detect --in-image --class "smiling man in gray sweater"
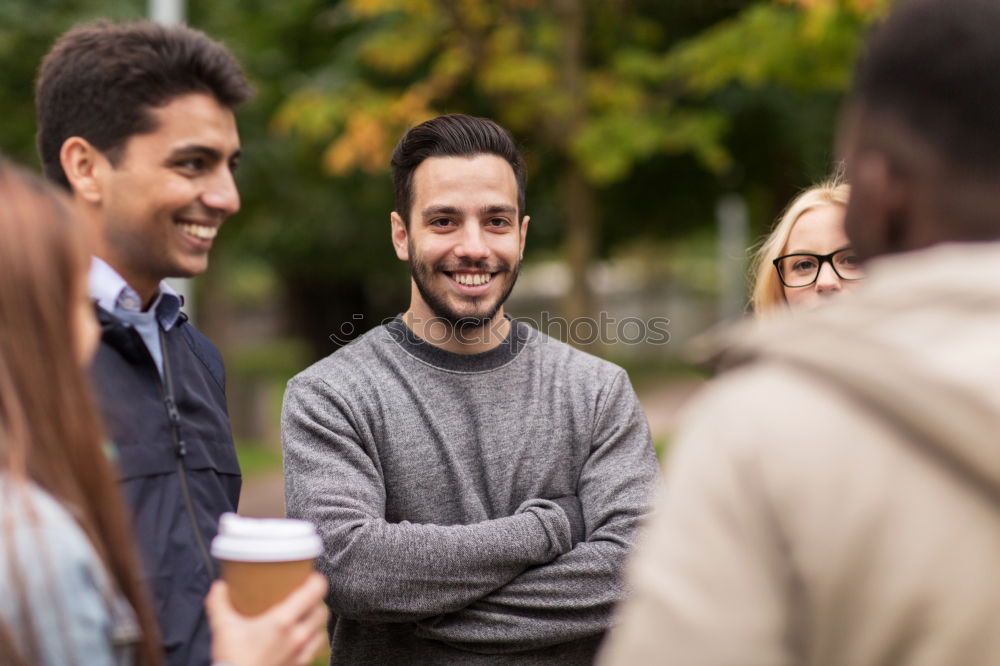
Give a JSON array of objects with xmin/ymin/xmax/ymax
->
[{"xmin": 282, "ymin": 114, "xmax": 658, "ymax": 664}]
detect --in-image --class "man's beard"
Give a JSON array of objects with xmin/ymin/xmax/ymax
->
[{"xmin": 409, "ymin": 246, "xmax": 520, "ymax": 331}]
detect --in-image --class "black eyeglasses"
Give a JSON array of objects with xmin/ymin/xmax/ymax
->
[{"xmin": 772, "ymin": 247, "xmax": 865, "ymax": 288}]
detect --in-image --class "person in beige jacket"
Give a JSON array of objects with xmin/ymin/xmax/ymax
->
[{"xmin": 599, "ymin": 1, "xmax": 1000, "ymax": 664}]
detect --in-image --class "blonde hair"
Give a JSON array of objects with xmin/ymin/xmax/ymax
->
[{"xmin": 750, "ymin": 176, "xmax": 850, "ymax": 314}]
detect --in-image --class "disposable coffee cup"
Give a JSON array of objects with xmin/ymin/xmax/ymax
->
[{"xmin": 211, "ymin": 513, "xmax": 323, "ymax": 616}]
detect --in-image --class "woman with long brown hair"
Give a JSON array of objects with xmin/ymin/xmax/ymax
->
[
  {"xmin": 0, "ymin": 158, "xmax": 327, "ymax": 666},
  {"xmin": 0, "ymin": 157, "xmax": 162, "ymax": 665}
]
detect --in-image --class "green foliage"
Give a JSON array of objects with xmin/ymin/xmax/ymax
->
[
  {"xmin": 0, "ymin": 0, "xmax": 887, "ymax": 355},
  {"xmin": 234, "ymin": 439, "xmax": 284, "ymax": 477},
  {"xmin": 227, "ymin": 338, "xmax": 311, "ymax": 379},
  {"xmin": 0, "ymin": 0, "xmax": 143, "ymax": 164},
  {"xmin": 573, "ymin": 109, "xmax": 731, "ymax": 184},
  {"xmin": 271, "ymin": 0, "xmax": 880, "ymax": 189},
  {"xmin": 653, "ymin": 434, "xmax": 671, "ymax": 461},
  {"xmin": 658, "ymin": 3, "xmax": 864, "ymax": 93}
]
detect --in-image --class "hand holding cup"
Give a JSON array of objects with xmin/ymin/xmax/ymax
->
[
  {"xmin": 207, "ymin": 514, "xmax": 328, "ymax": 666},
  {"xmin": 206, "ymin": 572, "xmax": 328, "ymax": 666}
]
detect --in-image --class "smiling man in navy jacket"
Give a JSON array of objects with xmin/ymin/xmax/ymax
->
[{"xmin": 35, "ymin": 21, "xmax": 250, "ymax": 666}]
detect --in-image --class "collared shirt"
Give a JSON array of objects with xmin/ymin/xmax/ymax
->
[{"xmin": 88, "ymin": 257, "xmax": 183, "ymax": 378}]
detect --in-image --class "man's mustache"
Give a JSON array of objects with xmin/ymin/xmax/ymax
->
[{"xmin": 433, "ymin": 259, "xmax": 511, "ymax": 273}]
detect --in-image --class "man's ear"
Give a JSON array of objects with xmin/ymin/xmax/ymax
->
[
  {"xmin": 845, "ymin": 151, "xmax": 910, "ymax": 259},
  {"xmin": 60, "ymin": 137, "xmax": 108, "ymax": 204},
  {"xmin": 390, "ymin": 211, "xmax": 409, "ymax": 261},
  {"xmin": 519, "ymin": 215, "xmax": 530, "ymax": 260}
]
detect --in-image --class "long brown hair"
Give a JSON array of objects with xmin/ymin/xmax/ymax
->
[{"xmin": 0, "ymin": 158, "xmax": 162, "ymax": 665}]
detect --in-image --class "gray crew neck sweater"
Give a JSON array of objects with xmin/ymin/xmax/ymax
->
[{"xmin": 282, "ymin": 317, "xmax": 658, "ymax": 664}]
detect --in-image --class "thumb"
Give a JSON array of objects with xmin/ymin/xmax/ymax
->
[
  {"xmin": 269, "ymin": 572, "xmax": 328, "ymax": 623},
  {"xmin": 205, "ymin": 580, "xmax": 233, "ymax": 621}
]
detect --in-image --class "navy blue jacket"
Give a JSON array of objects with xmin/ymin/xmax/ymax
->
[{"xmin": 91, "ymin": 307, "xmax": 241, "ymax": 666}]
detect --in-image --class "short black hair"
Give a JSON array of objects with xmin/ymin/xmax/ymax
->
[
  {"xmin": 35, "ymin": 20, "xmax": 253, "ymax": 190},
  {"xmin": 390, "ymin": 114, "xmax": 526, "ymax": 226},
  {"xmin": 852, "ymin": 0, "xmax": 1000, "ymax": 177}
]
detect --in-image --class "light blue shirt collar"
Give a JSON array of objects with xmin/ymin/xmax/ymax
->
[{"xmin": 88, "ymin": 257, "xmax": 183, "ymax": 331}]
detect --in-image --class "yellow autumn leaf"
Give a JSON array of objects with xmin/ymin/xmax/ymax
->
[{"xmin": 322, "ymin": 113, "xmax": 390, "ymax": 174}]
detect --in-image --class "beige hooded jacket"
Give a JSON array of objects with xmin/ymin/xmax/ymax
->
[{"xmin": 599, "ymin": 242, "xmax": 1000, "ymax": 666}]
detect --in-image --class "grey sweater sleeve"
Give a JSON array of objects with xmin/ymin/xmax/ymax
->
[
  {"xmin": 413, "ymin": 371, "xmax": 659, "ymax": 653},
  {"xmin": 282, "ymin": 375, "xmax": 576, "ymax": 622}
]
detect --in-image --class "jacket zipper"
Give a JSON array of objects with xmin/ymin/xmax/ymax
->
[{"xmin": 158, "ymin": 327, "xmax": 216, "ymax": 579}]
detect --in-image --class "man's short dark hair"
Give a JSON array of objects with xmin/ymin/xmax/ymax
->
[
  {"xmin": 391, "ymin": 114, "xmax": 526, "ymax": 226},
  {"xmin": 852, "ymin": 0, "xmax": 1000, "ymax": 178},
  {"xmin": 35, "ymin": 20, "xmax": 253, "ymax": 190}
]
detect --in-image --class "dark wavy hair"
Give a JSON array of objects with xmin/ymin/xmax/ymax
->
[
  {"xmin": 35, "ymin": 20, "xmax": 252, "ymax": 190},
  {"xmin": 390, "ymin": 114, "xmax": 526, "ymax": 226}
]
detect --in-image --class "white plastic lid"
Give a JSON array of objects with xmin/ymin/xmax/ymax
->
[{"xmin": 211, "ymin": 513, "xmax": 323, "ymax": 562}]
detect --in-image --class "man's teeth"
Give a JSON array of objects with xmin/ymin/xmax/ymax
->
[
  {"xmin": 179, "ymin": 223, "xmax": 218, "ymax": 240},
  {"xmin": 453, "ymin": 273, "xmax": 492, "ymax": 286}
]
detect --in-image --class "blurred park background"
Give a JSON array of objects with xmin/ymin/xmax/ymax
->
[{"xmin": 0, "ymin": 0, "xmax": 887, "ymax": 491}]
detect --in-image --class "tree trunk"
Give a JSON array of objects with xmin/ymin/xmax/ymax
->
[
  {"xmin": 193, "ymin": 256, "xmax": 232, "ymax": 351},
  {"xmin": 553, "ymin": 0, "xmax": 597, "ymax": 328},
  {"xmin": 561, "ymin": 164, "xmax": 596, "ymax": 324}
]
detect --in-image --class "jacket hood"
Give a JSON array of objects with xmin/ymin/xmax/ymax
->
[{"xmin": 703, "ymin": 241, "xmax": 1000, "ymax": 502}]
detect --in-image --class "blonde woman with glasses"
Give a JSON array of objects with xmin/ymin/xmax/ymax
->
[{"xmin": 750, "ymin": 176, "xmax": 863, "ymax": 313}]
